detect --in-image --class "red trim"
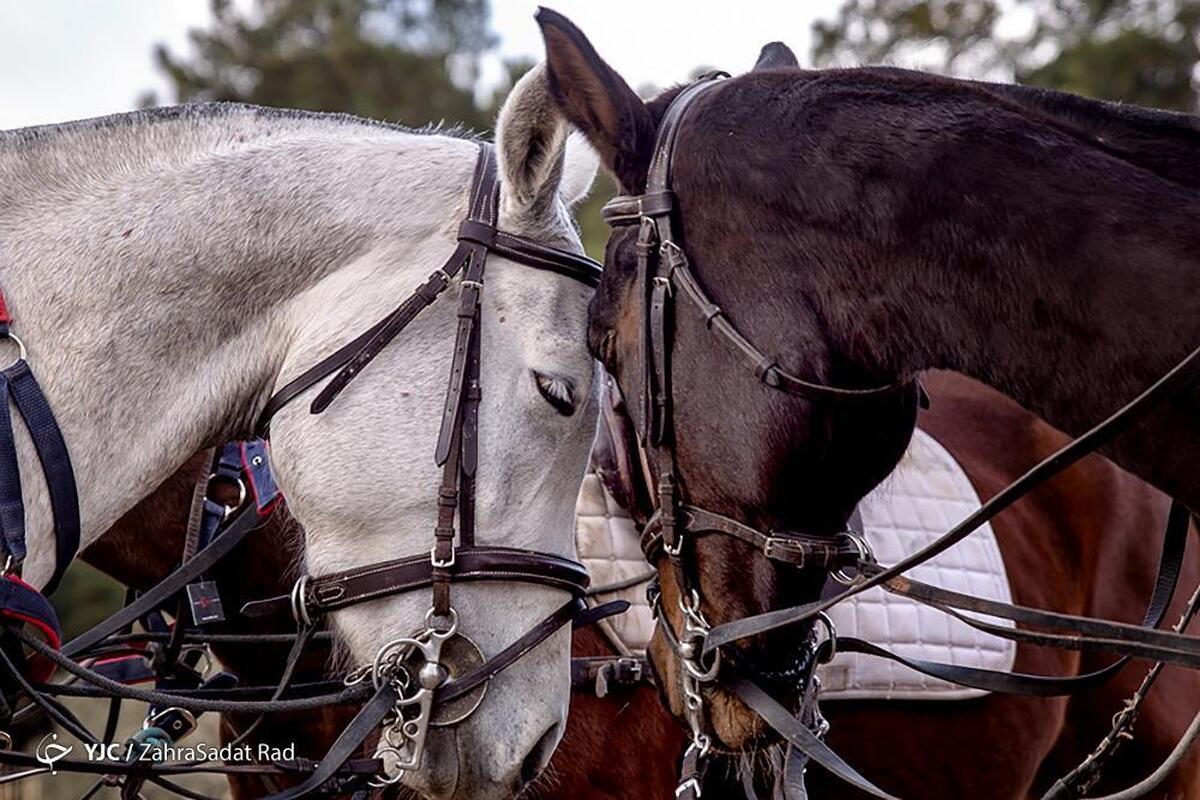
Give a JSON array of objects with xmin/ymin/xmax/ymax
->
[
  {"xmin": 242, "ymin": 441, "xmax": 283, "ymax": 515},
  {"xmin": 0, "ymin": 609, "xmax": 60, "ymax": 683},
  {"xmin": 0, "ymin": 574, "xmax": 62, "ymax": 683},
  {"xmin": 0, "ymin": 291, "xmax": 10, "ymax": 326}
]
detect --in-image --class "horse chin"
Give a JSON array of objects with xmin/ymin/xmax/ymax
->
[
  {"xmin": 648, "ymin": 633, "xmax": 769, "ymax": 752},
  {"xmin": 706, "ymin": 686, "xmax": 770, "ymax": 749}
]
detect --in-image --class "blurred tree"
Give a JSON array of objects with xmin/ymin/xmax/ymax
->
[
  {"xmin": 812, "ymin": 0, "xmax": 1200, "ymax": 110},
  {"xmin": 146, "ymin": 0, "xmax": 500, "ymax": 130}
]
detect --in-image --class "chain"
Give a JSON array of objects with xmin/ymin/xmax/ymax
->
[
  {"xmin": 343, "ymin": 607, "xmax": 458, "ymax": 787},
  {"xmin": 1047, "ymin": 577, "xmax": 1200, "ymax": 799}
]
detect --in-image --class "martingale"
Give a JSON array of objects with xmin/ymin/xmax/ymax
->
[{"xmin": 0, "ymin": 143, "xmax": 626, "ymax": 798}]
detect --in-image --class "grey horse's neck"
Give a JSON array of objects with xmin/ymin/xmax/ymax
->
[{"xmin": 0, "ymin": 103, "xmax": 476, "ymax": 585}]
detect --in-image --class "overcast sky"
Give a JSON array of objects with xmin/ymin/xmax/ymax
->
[{"xmin": 0, "ymin": 1, "xmax": 841, "ymax": 130}]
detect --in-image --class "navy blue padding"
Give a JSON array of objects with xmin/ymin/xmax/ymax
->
[
  {"xmin": 91, "ymin": 654, "xmax": 155, "ymax": 684},
  {"xmin": 4, "ymin": 360, "xmax": 80, "ymax": 594},
  {"xmin": 198, "ymin": 499, "xmax": 226, "ymax": 553},
  {"xmin": 242, "ymin": 439, "xmax": 279, "ymax": 512},
  {"xmin": 213, "ymin": 441, "xmax": 243, "ymax": 482},
  {"xmin": 0, "ymin": 575, "xmax": 62, "ymax": 645},
  {"xmin": 0, "ymin": 372, "xmax": 25, "ymax": 562}
]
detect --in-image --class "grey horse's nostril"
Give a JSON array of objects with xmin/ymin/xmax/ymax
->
[{"xmin": 519, "ymin": 722, "xmax": 561, "ymax": 788}]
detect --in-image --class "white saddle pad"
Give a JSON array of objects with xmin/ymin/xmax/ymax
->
[
  {"xmin": 819, "ymin": 429, "xmax": 1016, "ymax": 700},
  {"xmin": 575, "ymin": 428, "xmax": 1016, "ymax": 701}
]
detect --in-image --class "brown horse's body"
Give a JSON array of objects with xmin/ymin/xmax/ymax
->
[
  {"xmin": 77, "ymin": 372, "xmax": 1200, "ymax": 799},
  {"xmin": 810, "ymin": 372, "xmax": 1200, "ymax": 799}
]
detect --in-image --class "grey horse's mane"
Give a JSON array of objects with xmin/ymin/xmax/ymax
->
[
  {"xmin": 0, "ymin": 102, "xmax": 482, "ymax": 206},
  {"xmin": 2, "ymin": 101, "xmax": 481, "ymax": 144}
]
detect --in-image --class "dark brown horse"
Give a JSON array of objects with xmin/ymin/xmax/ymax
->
[
  {"xmin": 536, "ymin": 7, "xmax": 1200, "ymax": 760},
  {"xmin": 74, "ymin": 370, "xmax": 1199, "ymax": 799}
]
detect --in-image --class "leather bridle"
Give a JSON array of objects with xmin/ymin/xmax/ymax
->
[
  {"xmin": 0, "ymin": 140, "xmax": 627, "ymax": 798},
  {"xmin": 600, "ymin": 74, "xmax": 921, "ymax": 798},
  {"xmin": 600, "ymin": 70, "xmax": 1200, "ymax": 800},
  {"xmin": 241, "ymin": 142, "xmax": 618, "ymax": 784}
]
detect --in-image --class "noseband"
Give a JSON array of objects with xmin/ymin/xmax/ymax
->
[
  {"xmin": 248, "ymin": 143, "xmax": 616, "ymax": 780},
  {"xmin": 601, "ymin": 75, "xmax": 920, "ymax": 798}
]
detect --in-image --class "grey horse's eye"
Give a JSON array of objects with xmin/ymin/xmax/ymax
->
[{"xmin": 533, "ymin": 371, "xmax": 576, "ymax": 416}]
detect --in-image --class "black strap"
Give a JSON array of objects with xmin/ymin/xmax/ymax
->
[
  {"xmin": 64, "ymin": 502, "xmax": 263, "ymax": 657},
  {"xmin": 435, "ymin": 598, "xmax": 628, "ymax": 705},
  {"xmin": 703, "ymin": 342, "xmax": 1200, "ymax": 656},
  {"xmin": 829, "ymin": 499, "xmax": 1190, "ymax": 695},
  {"xmin": 727, "ymin": 677, "xmax": 897, "ymax": 800},
  {"xmin": 0, "ymin": 359, "xmax": 80, "ymax": 593},
  {"xmin": 258, "ymin": 685, "xmax": 398, "ymax": 799}
]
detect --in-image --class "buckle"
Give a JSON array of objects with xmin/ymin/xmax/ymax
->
[
  {"xmin": 144, "ymin": 707, "xmax": 198, "ymax": 743},
  {"xmin": 762, "ymin": 535, "xmax": 807, "ymax": 565},
  {"xmin": 0, "ymin": 332, "xmax": 26, "ymax": 370},
  {"xmin": 614, "ymin": 657, "xmax": 643, "ymax": 684},
  {"xmin": 430, "ymin": 545, "xmax": 456, "ymax": 569}
]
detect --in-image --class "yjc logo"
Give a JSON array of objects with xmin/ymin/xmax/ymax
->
[{"xmin": 35, "ymin": 733, "xmax": 73, "ymax": 775}]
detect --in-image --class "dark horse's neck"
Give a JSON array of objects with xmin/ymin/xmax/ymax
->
[{"xmin": 687, "ymin": 68, "xmax": 1200, "ymax": 511}]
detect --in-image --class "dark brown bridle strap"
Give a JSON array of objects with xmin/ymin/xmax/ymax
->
[
  {"xmin": 727, "ymin": 677, "xmax": 898, "ymax": 800},
  {"xmin": 702, "ymin": 339, "xmax": 1200, "ymax": 656},
  {"xmin": 824, "ymin": 499, "xmax": 1191, "ymax": 696},
  {"xmin": 602, "ymin": 78, "xmax": 913, "ymax": 408},
  {"xmin": 434, "ymin": 597, "xmax": 629, "ymax": 704},
  {"xmin": 255, "ymin": 144, "xmax": 600, "ymax": 435},
  {"xmin": 640, "ymin": 504, "xmax": 864, "ymax": 570},
  {"xmin": 240, "ymin": 546, "xmax": 589, "ymax": 619},
  {"xmin": 668, "ymin": 259, "xmax": 917, "ymax": 402}
]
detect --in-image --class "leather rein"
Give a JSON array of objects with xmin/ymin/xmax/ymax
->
[{"xmin": 601, "ymin": 72, "xmax": 1200, "ymax": 800}]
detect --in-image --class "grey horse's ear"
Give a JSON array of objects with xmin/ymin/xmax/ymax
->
[
  {"xmin": 753, "ymin": 42, "xmax": 799, "ymax": 71},
  {"xmin": 496, "ymin": 63, "xmax": 568, "ymax": 221}
]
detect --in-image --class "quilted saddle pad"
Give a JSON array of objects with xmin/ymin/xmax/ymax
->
[{"xmin": 575, "ymin": 428, "xmax": 1016, "ymax": 701}]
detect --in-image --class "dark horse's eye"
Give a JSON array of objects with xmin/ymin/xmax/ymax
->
[
  {"xmin": 596, "ymin": 329, "xmax": 617, "ymax": 370},
  {"xmin": 533, "ymin": 371, "xmax": 576, "ymax": 416}
]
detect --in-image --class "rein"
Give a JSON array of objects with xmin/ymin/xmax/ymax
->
[{"xmin": 601, "ymin": 71, "xmax": 1200, "ymax": 800}]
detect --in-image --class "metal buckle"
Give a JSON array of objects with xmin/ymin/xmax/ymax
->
[
  {"xmin": 207, "ymin": 473, "xmax": 247, "ymax": 520},
  {"xmin": 144, "ymin": 707, "xmax": 198, "ymax": 742},
  {"xmin": 832, "ymin": 531, "xmax": 874, "ymax": 585},
  {"xmin": 614, "ymin": 657, "xmax": 643, "ymax": 684},
  {"xmin": 430, "ymin": 545, "xmax": 456, "ymax": 569},
  {"xmin": 659, "ymin": 239, "xmax": 686, "ymax": 267},
  {"xmin": 762, "ymin": 535, "xmax": 803, "ymax": 564},
  {"xmin": 0, "ymin": 332, "xmax": 26, "ymax": 369},
  {"xmin": 289, "ymin": 575, "xmax": 312, "ymax": 627}
]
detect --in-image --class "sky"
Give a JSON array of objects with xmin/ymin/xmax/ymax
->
[{"xmin": 0, "ymin": 1, "xmax": 841, "ymax": 130}]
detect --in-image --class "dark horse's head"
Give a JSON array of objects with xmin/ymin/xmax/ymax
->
[{"xmin": 537, "ymin": 11, "xmax": 923, "ymax": 746}]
